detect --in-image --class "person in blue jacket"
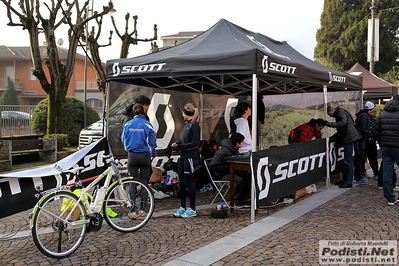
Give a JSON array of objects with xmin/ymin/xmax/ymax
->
[
  {"xmin": 121, "ymin": 103, "xmax": 157, "ymax": 219},
  {"xmin": 172, "ymin": 103, "xmax": 201, "ymax": 218}
]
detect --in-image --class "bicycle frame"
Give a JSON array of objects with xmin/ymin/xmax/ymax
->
[
  {"xmin": 31, "ymin": 159, "xmax": 133, "ymax": 225},
  {"xmin": 30, "ymin": 154, "xmax": 155, "ymax": 259}
]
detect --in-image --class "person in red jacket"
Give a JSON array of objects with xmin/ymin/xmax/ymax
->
[{"xmin": 288, "ymin": 118, "xmax": 325, "ymax": 144}]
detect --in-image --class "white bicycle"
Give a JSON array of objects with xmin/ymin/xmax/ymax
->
[{"xmin": 30, "ymin": 154, "xmax": 155, "ymax": 259}]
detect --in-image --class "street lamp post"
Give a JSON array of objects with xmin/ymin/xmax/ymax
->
[
  {"xmin": 83, "ymin": 0, "xmax": 95, "ymax": 128},
  {"xmin": 83, "ymin": 20, "xmax": 88, "ymax": 128},
  {"xmin": 369, "ymin": 0, "xmax": 377, "ymax": 73}
]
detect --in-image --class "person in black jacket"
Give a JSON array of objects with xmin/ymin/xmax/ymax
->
[
  {"xmin": 355, "ymin": 102, "xmax": 378, "ymax": 185},
  {"xmin": 123, "ymin": 95, "xmax": 151, "ymax": 124},
  {"xmin": 355, "ymin": 101, "xmax": 379, "ymax": 181},
  {"xmin": 209, "ymin": 133, "xmax": 250, "ymax": 208},
  {"xmin": 325, "ymin": 106, "xmax": 362, "ymax": 188},
  {"xmin": 375, "ymin": 95, "xmax": 399, "ymax": 205},
  {"xmin": 195, "ymin": 140, "xmax": 215, "ymax": 192},
  {"xmin": 171, "ymin": 103, "xmax": 201, "ymax": 218}
]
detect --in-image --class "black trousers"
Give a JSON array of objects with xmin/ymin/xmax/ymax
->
[
  {"xmin": 364, "ymin": 139, "xmax": 379, "ymax": 175},
  {"xmin": 354, "ymin": 139, "xmax": 366, "ymax": 180}
]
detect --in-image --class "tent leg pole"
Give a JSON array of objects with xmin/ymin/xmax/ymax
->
[
  {"xmin": 323, "ymin": 85, "xmax": 330, "ymax": 188},
  {"xmin": 250, "ymin": 74, "xmax": 258, "ymax": 224}
]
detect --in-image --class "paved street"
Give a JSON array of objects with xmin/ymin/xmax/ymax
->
[{"xmin": 1, "ymin": 168, "xmax": 398, "ymax": 265}]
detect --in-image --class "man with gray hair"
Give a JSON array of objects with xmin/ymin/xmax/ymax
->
[
  {"xmin": 375, "ymin": 95, "xmax": 399, "ymax": 205},
  {"xmin": 325, "ymin": 105, "xmax": 362, "ymax": 188}
]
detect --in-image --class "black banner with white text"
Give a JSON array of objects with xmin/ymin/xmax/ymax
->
[
  {"xmin": 0, "ymin": 138, "xmax": 109, "ymax": 219},
  {"xmin": 251, "ymin": 138, "xmax": 344, "ymax": 208}
]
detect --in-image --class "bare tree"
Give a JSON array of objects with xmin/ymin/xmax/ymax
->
[
  {"xmin": 0, "ymin": 0, "xmax": 114, "ymax": 135},
  {"xmin": 83, "ymin": 14, "xmax": 113, "ymax": 99},
  {"xmin": 85, "ymin": 12, "xmax": 157, "ymax": 101},
  {"xmin": 111, "ymin": 13, "xmax": 157, "ymax": 58}
]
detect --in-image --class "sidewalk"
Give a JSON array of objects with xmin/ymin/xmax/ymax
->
[{"xmin": 1, "ymin": 168, "xmax": 398, "ymax": 265}]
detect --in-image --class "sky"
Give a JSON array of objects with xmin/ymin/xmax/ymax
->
[{"xmin": 0, "ymin": 0, "xmax": 324, "ymax": 62}]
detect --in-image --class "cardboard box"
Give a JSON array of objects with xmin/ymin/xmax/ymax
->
[
  {"xmin": 292, "ymin": 187, "xmax": 308, "ymax": 199},
  {"xmin": 149, "ymin": 167, "xmax": 163, "ymax": 183}
]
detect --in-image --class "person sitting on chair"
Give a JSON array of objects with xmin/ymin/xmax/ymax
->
[{"xmin": 209, "ymin": 133, "xmax": 250, "ymax": 208}]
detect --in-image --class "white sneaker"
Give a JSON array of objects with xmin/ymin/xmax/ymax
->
[{"xmin": 387, "ymin": 200, "xmax": 399, "ymax": 206}]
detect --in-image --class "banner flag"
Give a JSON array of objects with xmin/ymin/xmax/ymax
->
[
  {"xmin": 252, "ymin": 138, "xmax": 327, "ymax": 207},
  {"xmin": 0, "ymin": 137, "xmax": 110, "ymax": 219}
]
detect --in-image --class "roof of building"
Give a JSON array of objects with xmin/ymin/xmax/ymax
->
[
  {"xmin": 161, "ymin": 31, "xmax": 204, "ymax": 40},
  {"xmin": 0, "ymin": 45, "xmax": 86, "ymax": 61}
]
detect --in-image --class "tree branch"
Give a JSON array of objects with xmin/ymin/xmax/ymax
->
[
  {"xmin": 110, "ymin": 15, "xmax": 122, "ymax": 38},
  {"xmin": 54, "ymin": 0, "xmax": 74, "ymax": 29},
  {"xmin": 1, "ymin": 0, "xmax": 26, "ymax": 24}
]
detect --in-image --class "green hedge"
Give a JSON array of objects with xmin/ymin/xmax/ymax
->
[{"xmin": 31, "ymin": 96, "xmax": 100, "ymax": 147}]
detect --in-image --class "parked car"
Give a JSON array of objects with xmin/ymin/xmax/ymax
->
[
  {"xmin": 78, "ymin": 120, "xmax": 105, "ymax": 150},
  {"xmin": 0, "ymin": 111, "xmax": 32, "ymax": 136},
  {"xmin": 1, "ymin": 111, "xmax": 31, "ymax": 120}
]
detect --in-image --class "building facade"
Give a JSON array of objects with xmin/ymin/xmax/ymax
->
[
  {"xmin": 0, "ymin": 45, "xmax": 104, "ymax": 115},
  {"xmin": 160, "ymin": 31, "xmax": 204, "ymax": 50}
]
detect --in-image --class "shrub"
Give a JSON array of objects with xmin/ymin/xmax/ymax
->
[
  {"xmin": 46, "ymin": 134, "xmax": 69, "ymax": 151},
  {"xmin": 0, "ymin": 78, "xmax": 19, "ymax": 105},
  {"xmin": 374, "ymin": 104, "xmax": 384, "ymax": 118},
  {"xmin": 31, "ymin": 96, "xmax": 100, "ymax": 146}
]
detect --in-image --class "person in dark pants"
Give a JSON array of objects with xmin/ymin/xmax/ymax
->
[
  {"xmin": 123, "ymin": 95, "xmax": 151, "ymax": 124},
  {"xmin": 210, "ymin": 133, "xmax": 250, "ymax": 208},
  {"xmin": 375, "ymin": 95, "xmax": 399, "ymax": 205},
  {"xmin": 356, "ymin": 101, "xmax": 379, "ymax": 180},
  {"xmin": 377, "ymin": 161, "xmax": 396, "ymax": 190},
  {"xmin": 325, "ymin": 106, "xmax": 362, "ymax": 188},
  {"xmin": 172, "ymin": 103, "xmax": 201, "ymax": 218},
  {"xmin": 195, "ymin": 140, "xmax": 215, "ymax": 192},
  {"xmin": 354, "ymin": 101, "xmax": 379, "ymax": 184},
  {"xmin": 121, "ymin": 103, "xmax": 157, "ymax": 219},
  {"xmin": 364, "ymin": 127, "xmax": 379, "ymax": 179}
]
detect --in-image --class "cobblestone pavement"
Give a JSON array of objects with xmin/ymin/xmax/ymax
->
[
  {"xmin": 1, "ymin": 167, "xmax": 398, "ymax": 265},
  {"xmin": 217, "ymin": 179, "xmax": 399, "ymax": 266}
]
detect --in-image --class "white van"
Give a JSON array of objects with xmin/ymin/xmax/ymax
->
[{"xmin": 78, "ymin": 120, "xmax": 105, "ymax": 150}]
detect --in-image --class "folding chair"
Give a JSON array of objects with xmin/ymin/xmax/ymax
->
[{"xmin": 204, "ymin": 158, "xmax": 231, "ymax": 209}]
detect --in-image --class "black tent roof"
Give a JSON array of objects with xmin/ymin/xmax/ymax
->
[
  {"xmin": 347, "ymin": 63, "xmax": 398, "ymax": 100},
  {"xmin": 106, "ymin": 19, "xmax": 362, "ymax": 95}
]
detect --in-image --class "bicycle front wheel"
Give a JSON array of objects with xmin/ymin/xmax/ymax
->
[
  {"xmin": 31, "ymin": 191, "xmax": 87, "ymax": 259},
  {"xmin": 103, "ymin": 178, "xmax": 155, "ymax": 232}
]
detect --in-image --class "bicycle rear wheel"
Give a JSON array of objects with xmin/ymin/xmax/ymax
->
[
  {"xmin": 103, "ymin": 178, "xmax": 155, "ymax": 232},
  {"xmin": 31, "ymin": 191, "xmax": 87, "ymax": 259}
]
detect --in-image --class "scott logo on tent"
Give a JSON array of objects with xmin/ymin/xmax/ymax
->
[
  {"xmin": 112, "ymin": 62, "xmax": 166, "ymax": 77},
  {"xmin": 256, "ymin": 152, "xmax": 325, "ymax": 200},
  {"xmin": 262, "ymin": 56, "xmax": 296, "ymax": 75},
  {"xmin": 328, "ymin": 72, "xmax": 346, "ymax": 84}
]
